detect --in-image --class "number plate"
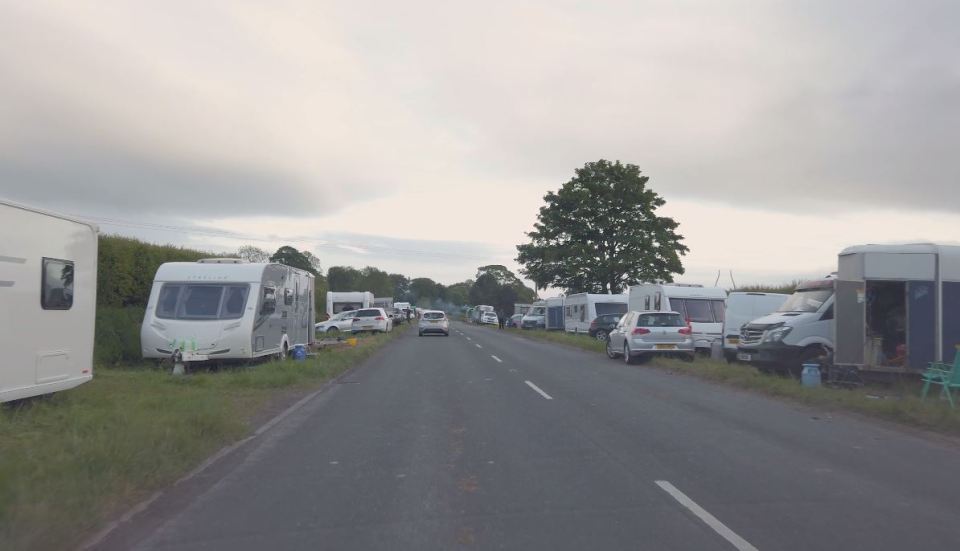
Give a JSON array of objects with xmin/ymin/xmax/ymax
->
[
  {"xmin": 737, "ymin": 353, "xmax": 752, "ymax": 361},
  {"xmin": 727, "ymin": 337, "xmax": 740, "ymax": 345},
  {"xmin": 430, "ymin": 320, "xmax": 439, "ymax": 324},
  {"xmin": 655, "ymin": 344, "xmax": 676, "ymax": 350}
]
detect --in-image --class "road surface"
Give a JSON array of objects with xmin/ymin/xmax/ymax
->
[{"xmin": 98, "ymin": 322, "xmax": 960, "ymax": 550}]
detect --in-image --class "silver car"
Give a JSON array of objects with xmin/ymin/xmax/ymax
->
[
  {"xmin": 606, "ymin": 311, "xmax": 695, "ymax": 364},
  {"xmin": 315, "ymin": 310, "xmax": 357, "ymax": 334},
  {"xmin": 418, "ymin": 310, "xmax": 450, "ymax": 336}
]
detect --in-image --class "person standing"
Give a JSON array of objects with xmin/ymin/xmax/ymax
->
[{"xmin": 498, "ymin": 310, "xmax": 506, "ymax": 330}]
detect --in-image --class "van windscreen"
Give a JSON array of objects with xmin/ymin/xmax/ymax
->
[{"xmin": 778, "ymin": 288, "xmax": 833, "ymax": 313}]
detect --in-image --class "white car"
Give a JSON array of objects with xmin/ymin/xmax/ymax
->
[
  {"xmin": 351, "ymin": 308, "xmax": 393, "ymax": 333},
  {"xmin": 418, "ymin": 310, "xmax": 450, "ymax": 336},
  {"xmin": 480, "ymin": 311, "xmax": 499, "ymax": 325},
  {"xmin": 606, "ymin": 311, "xmax": 695, "ymax": 364},
  {"xmin": 315, "ymin": 310, "xmax": 357, "ymax": 334}
]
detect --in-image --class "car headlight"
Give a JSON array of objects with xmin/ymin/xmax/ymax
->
[{"xmin": 763, "ymin": 326, "xmax": 792, "ymax": 343}]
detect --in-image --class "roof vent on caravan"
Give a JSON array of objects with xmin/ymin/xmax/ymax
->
[{"xmin": 197, "ymin": 258, "xmax": 247, "ymax": 264}]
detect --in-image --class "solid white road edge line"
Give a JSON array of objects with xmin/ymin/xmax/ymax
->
[
  {"xmin": 491, "ymin": 355, "xmax": 503, "ymax": 363},
  {"xmin": 654, "ymin": 480, "xmax": 759, "ymax": 551},
  {"xmin": 524, "ymin": 380, "xmax": 553, "ymax": 400}
]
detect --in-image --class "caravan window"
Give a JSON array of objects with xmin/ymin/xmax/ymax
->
[
  {"xmin": 157, "ymin": 284, "xmax": 251, "ymax": 320},
  {"xmin": 672, "ymin": 298, "xmax": 723, "ymax": 323},
  {"xmin": 595, "ymin": 302, "xmax": 627, "ymax": 316},
  {"xmin": 261, "ymin": 287, "xmax": 277, "ymax": 315},
  {"xmin": 221, "ymin": 286, "xmax": 249, "ymax": 319},
  {"xmin": 41, "ymin": 257, "xmax": 74, "ymax": 310},
  {"xmin": 284, "ymin": 288, "xmax": 294, "ymax": 306}
]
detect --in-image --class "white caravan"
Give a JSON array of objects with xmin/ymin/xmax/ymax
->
[
  {"xmin": 327, "ymin": 291, "xmax": 374, "ymax": 318},
  {"xmin": 563, "ymin": 293, "xmax": 628, "ymax": 334},
  {"xmin": 722, "ymin": 292, "xmax": 790, "ymax": 361},
  {"xmin": 628, "ymin": 284, "xmax": 728, "ymax": 351},
  {"xmin": 1, "ymin": 199, "xmax": 98, "ymax": 402},
  {"xmin": 142, "ymin": 260, "xmax": 315, "ymax": 364}
]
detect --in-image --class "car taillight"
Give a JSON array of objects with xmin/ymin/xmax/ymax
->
[
  {"xmin": 375, "ymin": 316, "xmax": 385, "ymax": 320},
  {"xmin": 632, "ymin": 328, "xmax": 650, "ymax": 335},
  {"xmin": 678, "ymin": 327, "xmax": 692, "ymax": 335}
]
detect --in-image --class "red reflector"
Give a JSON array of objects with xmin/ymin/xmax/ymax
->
[
  {"xmin": 632, "ymin": 327, "xmax": 651, "ymax": 335},
  {"xmin": 678, "ymin": 327, "xmax": 692, "ymax": 335}
]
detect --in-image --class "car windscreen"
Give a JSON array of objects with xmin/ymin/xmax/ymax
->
[
  {"xmin": 355, "ymin": 309, "xmax": 381, "ymax": 317},
  {"xmin": 636, "ymin": 313, "xmax": 685, "ymax": 327},
  {"xmin": 595, "ymin": 302, "xmax": 627, "ymax": 316},
  {"xmin": 424, "ymin": 312, "xmax": 445, "ymax": 320},
  {"xmin": 530, "ymin": 307, "xmax": 545, "ymax": 315},
  {"xmin": 156, "ymin": 283, "xmax": 249, "ymax": 320},
  {"xmin": 778, "ymin": 288, "xmax": 833, "ymax": 313}
]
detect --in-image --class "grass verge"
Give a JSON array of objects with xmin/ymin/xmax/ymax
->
[
  {"xmin": 502, "ymin": 326, "xmax": 960, "ymax": 436},
  {"xmin": 0, "ymin": 328, "xmax": 404, "ymax": 551}
]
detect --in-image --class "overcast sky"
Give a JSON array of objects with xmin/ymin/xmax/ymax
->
[{"xmin": 2, "ymin": 0, "xmax": 959, "ymax": 289}]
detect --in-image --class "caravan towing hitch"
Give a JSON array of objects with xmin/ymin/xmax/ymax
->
[{"xmin": 171, "ymin": 349, "xmax": 186, "ymax": 376}]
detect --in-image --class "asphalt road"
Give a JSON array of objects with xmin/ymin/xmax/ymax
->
[{"xmin": 99, "ymin": 321, "xmax": 960, "ymax": 550}]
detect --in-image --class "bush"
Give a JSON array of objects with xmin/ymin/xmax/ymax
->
[{"xmin": 94, "ymin": 307, "xmax": 146, "ymax": 366}]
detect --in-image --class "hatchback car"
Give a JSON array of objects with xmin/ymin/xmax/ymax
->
[
  {"xmin": 315, "ymin": 310, "xmax": 357, "ymax": 334},
  {"xmin": 418, "ymin": 310, "xmax": 450, "ymax": 336},
  {"xmin": 588, "ymin": 313, "xmax": 624, "ymax": 341},
  {"xmin": 351, "ymin": 308, "xmax": 393, "ymax": 333},
  {"xmin": 606, "ymin": 311, "xmax": 694, "ymax": 363},
  {"xmin": 480, "ymin": 311, "xmax": 499, "ymax": 325}
]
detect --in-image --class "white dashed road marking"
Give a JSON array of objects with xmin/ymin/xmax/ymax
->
[
  {"xmin": 654, "ymin": 480, "xmax": 758, "ymax": 551},
  {"xmin": 491, "ymin": 355, "xmax": 503, "ymax": 363},
  {"xmin": 524, "ymin": 380, "xmax": 553, "ymax": 400}
]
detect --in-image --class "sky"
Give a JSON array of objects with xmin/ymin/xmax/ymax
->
[{"xmin": 2, "ymin": 0, "xmax": 960, "ymax": 290}]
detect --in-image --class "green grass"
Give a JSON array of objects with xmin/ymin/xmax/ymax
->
[
  {"xmin": 0, "ymin": 329, "xmax": 403, "ymax": 551},
  {"xmin": 504, "ymin": 327, "xmax": 960, "ymax": 435}
]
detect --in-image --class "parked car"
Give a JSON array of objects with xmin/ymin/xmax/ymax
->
[
  {"xmin": 605, "ymin": 311, "xmax": 695, "ymax": 364},
  {"xmin": 389, "ymin": 308, "xmax": 405, "ymax": 324},
  {"xmin": 315, "ymin": 310, "xmax": 357, "ymax": 334},
  {"xmin": 418, "ymin": 310, "xmax": 450, "ymax": 336},
  {"xmin": 521, "ymin": 304, "xmax": 547, "ymax": 329},
  {"xmin": 507, "ymin": 313, "xmax": 524, "ymax": 328},
  {"xmin": 480, "ymin": 311, "xmax": 499, "ymax": 325},
  {"xmin": 588, "ymin": 313, "xmax": 624, "ymax": 341},
  {"xmin": 351, "ymin": 308, "xmax": 393, "ymax": 333}
]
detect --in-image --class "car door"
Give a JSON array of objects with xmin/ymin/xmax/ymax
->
[{"xmin": 609, "ymin": 312, "xmax": 631, "ymax": 350}]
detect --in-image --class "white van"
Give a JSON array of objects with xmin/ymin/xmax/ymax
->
[
  {"xmin": 736, "ymin": 277, "xmax": 835, "ymax": 372},
  {"xmin": 722, "ymin": 292, "xmax": 790, "ymax": 361},
  {"xmin": 628, "ymin": 284, "xmax": 728, "ymax": 352},
  {"xmin": 141, "ymin": 260, "xmax": 315, "ymax": 365},
  {"xmin": 1, "ymin": 199, "xmax": 98, "ymax": 402}
]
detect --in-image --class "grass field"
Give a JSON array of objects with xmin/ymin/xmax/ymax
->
[
  {"xmin": 502, "ymin": 326, "xmax": 960, "ymax": 436},
  {"xmin": 0, "ymin": 329, "xmax": 404, "ymax": 551}
]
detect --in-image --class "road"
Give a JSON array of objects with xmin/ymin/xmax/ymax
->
[{"xmin": 99, "ymin": 321, "xmax": 960, "ymax": 550}]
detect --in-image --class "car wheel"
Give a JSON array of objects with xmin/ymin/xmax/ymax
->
[
  {"xmin": 605, "ymin": 339, "xmax": 618, "ymax": 359},
  {"xmin": 279, "ymin": 342, "xmax": 289, "ymax": 361},
  {"xmin": 327, "ymin": 327, "xmax": 339, "ymax": 334},
  {"xmin": 623, "ymin": 344, "xmax": 634, "ymax": 365},
  {"xmin": 682, "ymin": 353, "xmax": 695, "ymax": 362},
  {"xmin": 595, "ymin": 330, "xmax": 608, "ymax": 342}
]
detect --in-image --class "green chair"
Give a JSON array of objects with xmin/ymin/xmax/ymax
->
[{"xmin": 921, "ymin": 348, "xmax": 960, "ymax": 408}]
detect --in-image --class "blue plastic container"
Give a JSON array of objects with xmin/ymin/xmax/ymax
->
[
  {"xmin": 801, "ymin": 363, "xmax": 821, "ymax": 387},
  {"xmin": 292, "ymin": 344, "xmax": 307, "ymax": 361}
]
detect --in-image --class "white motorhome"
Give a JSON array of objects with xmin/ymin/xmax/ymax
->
[
  {"xmin": 722, "ymin": 292, "xmax": 790, "ymax": 361},
  {"xmin": 628, "ymin": 284, "xmax": 728, "ymax": 351},
  {"xmin": 141, "ymin": 260, "xmax": 315, "ymax": 364},
  {"xmin": 327, "ymin": 291, "xmax": 374, "ymax": 318},
  {"xmin": 563, "ymin": 293, "xmax": 628, "ymax": 333},
  {"xmin": 472, "ymin": 304, "xmax": 494, "ymax": 324},
  {"xmin": 1, "ymin": 199, "xmax": 98, "ymax": 402}
]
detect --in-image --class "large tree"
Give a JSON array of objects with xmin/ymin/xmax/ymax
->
[
  {"xmin": 236, "ymin": 245, "xmax": 270, "ymax": 263},
  {"xmin": 327, "ymin": 266, "xmax": 363, "ymax": 291},
  {"xmin": 270, "ymin": 246, "xmax": 318, "ymax": 275},
  {"xmin": 516, "ymin": 160, "xmax": 687, "ymax": 293},
  {"xmin": 476, "ymin": 264, "xmax": 537, "ymax": 303},
  {"xmin": 360, "ymin": 266, "xmax": 393, "ymax": 297}
]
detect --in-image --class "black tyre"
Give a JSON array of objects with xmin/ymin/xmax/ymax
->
[
  {"xmin": 327, "ymin": 327, "xmax": 339, "ymax": 334},
  {"xmin": 418, "ymin": 331, "xmax": 423, "ymax": 337},
  {"xmin": 606, "ymin": 339, "xmax": 618, "ymax": 359},
  {"xmin": 624, "ymin": 344, "xmax": 635, "ymax": 365}
]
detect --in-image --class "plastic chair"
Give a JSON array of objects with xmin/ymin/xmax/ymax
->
[{"xmin": 921, "ymin": 348, "xmax": 960, "ymax": 408}]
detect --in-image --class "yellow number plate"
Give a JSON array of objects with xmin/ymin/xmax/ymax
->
[{"xmin": 655, "ymin": 344, "xmax": 676, "ymax": 350}]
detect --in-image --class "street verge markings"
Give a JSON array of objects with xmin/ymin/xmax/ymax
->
[
  {"xmin": 654, "ymin": 480, "xmax": 758, "ymax": 551},
  {"xmin": 524, "ymin": 380, "xmax": 553, "ymax": 400},
  {"xmin": 491, "ymin": 355, "xmax": 503, "ymax": 363}
]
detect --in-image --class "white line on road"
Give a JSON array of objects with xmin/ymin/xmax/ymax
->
[
  {"xmin": 466, "ymin": 336, "xmax": 472, "ymax": 341},
  {"xmin": 524, "ymin": 380, "xmax": 553, "ymax": 400},
  {"xmin": 491, "ymin": 355, "xmax": 503, "ymax": 363},
  {"xmin": 654, "ymin": 480, "xmax": 758, "ymax": 551},
  {"xmin": 475, "ymin": 343, "xmax": 483, "ymax": 349}
]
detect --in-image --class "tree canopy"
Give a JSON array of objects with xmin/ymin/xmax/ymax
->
[
  {"xmin": 516, "ymin": 159, "xmax": 688, "ymax": 294},
  {"xmin": 270, "ymin": 246, "xmax": 318, "ymax": 276}
]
